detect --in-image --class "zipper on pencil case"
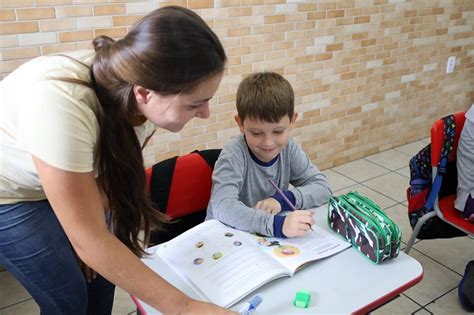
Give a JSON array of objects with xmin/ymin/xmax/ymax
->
[
  {"xmin": 346, "ymin": 192, "xmax": 401, "ymax": 258},
  {"xmin": 328, "ymin": 199, "xmax": 382, "ymax": 263},
  {"xmin": 342, "ymin": 194, "xmax": 394, "ymax": 259},
  {"xmin": 339, "ymin": 196, "xmax": 391, "ymax": 261},
  {"xmin": 346, "ymin": 192, "xmax": 392, "ymax": 226},
  {"xmin": 344, "ymin": 195, "xmax": 392, "ymax": 242},
  {"xmin": 337, "ymin": 197, "xmax": 387, "ymax": 251},
  {"xmin": 339, "ymin": 196, "xmax": 388, "ymax": 244},
  {"xmin": 349, "ymin": 192, "xmax": 402, "ymax": 248},
  {"xmin": 331, "ymin": 198, "xmax": 382, "ymax": 263},
  {"xmin": 330, "ymin": 197, "xmax": 384, "ymax": 248},
  {"xmin": 347, "ymin": 192, "xmax": 397, "ymax": 233},
  {"xmin": 346, "ymin": 192, "xmax": 401, "ymax": 243}
]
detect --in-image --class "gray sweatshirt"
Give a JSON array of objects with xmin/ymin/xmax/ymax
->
[
  {"xmin": 206, "ymin": 134, "xmax": 332, "ymax": 236},
  {"xmin": 455, "ymin": 105, "xmax": 474, "ymax": 211}
]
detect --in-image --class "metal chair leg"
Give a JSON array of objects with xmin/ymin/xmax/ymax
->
[{"xmin": 405, "ymin": 211, "xmax": 437, "ymax": 254}]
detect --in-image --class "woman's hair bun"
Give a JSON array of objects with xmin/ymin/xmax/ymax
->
[{"xmin": 92, "ymin": 35, "xmax": 115, "ymax": 53}]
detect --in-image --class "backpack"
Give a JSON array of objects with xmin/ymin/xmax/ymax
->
[{"xmin": 407, "ymin": 115, "xmax": 466, "ymax": 239}]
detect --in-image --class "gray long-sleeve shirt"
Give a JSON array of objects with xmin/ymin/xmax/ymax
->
[
  {"xmin": 455, "ymin": 105, "xmax": 474, "ymax": 211},
  {"xmin": 206, "ymin": 134, "xmax": 332, "ymax": 236}
]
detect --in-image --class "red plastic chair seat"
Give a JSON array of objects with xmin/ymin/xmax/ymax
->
[{"xmin": 439, "ymin": 194, "xmax": 474, "ymax": 233}]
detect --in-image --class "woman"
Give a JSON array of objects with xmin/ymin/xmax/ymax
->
[{"xmin": 0, "ymin": 6, "xmax": 233, "ymax": 314}]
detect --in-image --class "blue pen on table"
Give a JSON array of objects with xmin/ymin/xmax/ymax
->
[
  {"xmin": 239, "ymin": 293, "xmax": 262, "ymax": 315},
  {"xmin": 268, "ymin": 178, "xmax": 314, "ymax": 231}
]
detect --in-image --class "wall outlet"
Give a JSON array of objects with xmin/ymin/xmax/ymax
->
[{"xmin": 446, "ymin": 56, "xmax": 456, "ymax": 74}]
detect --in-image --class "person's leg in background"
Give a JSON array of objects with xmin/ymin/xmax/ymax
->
[
  {"xmin": 0, "ymin": 200, "xmax": 115, "ymax": 314},
  {"xmin": 459, "ymin": 260, "xmax": 474, "ymax": 312},
  {"xmin": 463, "ymin": 194, "xmax": 474, "ymax": 221},
  {"xmin": 458, "ymin": 196, "xmax": 474, "ymax": 312}
]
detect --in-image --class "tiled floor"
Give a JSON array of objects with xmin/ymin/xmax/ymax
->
[{"xmin": 1, "ymin": 139, "xmax": 472, "ymax": 314}]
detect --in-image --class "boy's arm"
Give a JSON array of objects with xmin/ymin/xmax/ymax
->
[
  {"xmin": 287, "ymin": 140, "xmax": 332, "ymax": 209},
  {"xmin": 206, "ymin": 144, "xmax": 276, "ymax": 236}
]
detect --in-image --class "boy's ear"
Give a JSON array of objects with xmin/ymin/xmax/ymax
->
[
  {"xmin": 234, "ymin": 115, "xmax": 245, "ymax": 133},
  {"xmin": 289, "ymin": 113, "xmax": 298, "ymax": 128},
  {"xmin": 133, "ymin": 85, "xmax": 152, "ymax": 105}
]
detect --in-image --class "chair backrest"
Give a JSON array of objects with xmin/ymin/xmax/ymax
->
[
  {"xmin": 146, "ymin": 149, "xmax": 221, "ymax": 244},
  {"xmin": 431, "ymin": 111, "xmax": 466, "ymax": 166},
  {"xmin": 146, "ymin": 149, "xmax": 221, "ymax": 218}
]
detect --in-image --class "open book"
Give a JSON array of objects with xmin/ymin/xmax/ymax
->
[{"xmin": 148, "ymin": 219, "xmax": 350, "ymax": 308}]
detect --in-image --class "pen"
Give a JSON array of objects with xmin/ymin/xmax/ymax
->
[
  {"xmin": 268, "ymin": 178, "xmax": 314, "ymax": 231},
  {"xmin": 239, "ymin": 293, "xmax": 262, "ymax": 315}
]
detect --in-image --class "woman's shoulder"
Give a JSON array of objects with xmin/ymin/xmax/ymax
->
[
  {"xmin": 3, "ymin": 50, "xmax": 96, "ymax": 101},
  {"xmin": 3, "ymin": 50, "xmax": 100, "ymax": 125},
  {"xmin": 60, "ymin": 49, "xmax": 96, "ymax": 65},
  {"xmin": 6, "ymin": 50, "xmax": 94, "ymax": 82},
  {"xmin": 42, "ymin": 49, "xmax": 95, "ymax": 82},
  {"xmin": 39, "ymin": 50, "xmax": 98, "ymax": 112}
]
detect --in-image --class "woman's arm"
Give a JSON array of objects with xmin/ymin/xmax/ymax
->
[{"xmin": 33, "ymin": 156, "xmax": 233, "ymax": 314}]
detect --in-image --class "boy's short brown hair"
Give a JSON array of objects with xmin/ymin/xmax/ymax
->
[{"xmin": 236, "ymin": 72, "xmax": 294, "ymax": 123}]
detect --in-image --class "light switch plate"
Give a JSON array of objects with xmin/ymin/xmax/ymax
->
[{"xmin": 446, "ymin": 56, "xmax": 456, "ymax": 74}]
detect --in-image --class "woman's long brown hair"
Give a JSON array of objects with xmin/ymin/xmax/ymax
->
[{"xmin": 90, "ymin": 6, "xmax": 226, "ymax": 256}]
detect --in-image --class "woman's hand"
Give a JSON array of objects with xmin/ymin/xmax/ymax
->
[
  {"xmin": 255, "ymin": 197, "xmax": 281, "ymax": 214},
  {"xmin": 282, "ymin": 210, "xmax": 314, "ymax": 238}
]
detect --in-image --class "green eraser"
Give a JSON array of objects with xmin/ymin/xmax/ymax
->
[{"xmin": 293, "ymin": 290, "xmax": 311, "ymax": 308}]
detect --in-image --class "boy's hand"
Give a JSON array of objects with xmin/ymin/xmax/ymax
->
[
  {"xmin": 255, "ymin": 197, "xmax": 281, "ymax": 214},
  {"xmin": 282, "ymin": 210, "xmax": 315, "ymax": 238}
]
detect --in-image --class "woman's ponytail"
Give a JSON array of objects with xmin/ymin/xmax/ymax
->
[{"xmin": 92, "ymin": 35, "xmax": 115, "ymax": 53}]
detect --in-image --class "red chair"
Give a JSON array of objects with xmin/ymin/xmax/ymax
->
[
  {"xmin": 405, "ymin": 112, "xmax": 473, "ymax": 253},
  {"xmin": 145, "ymin": 149, "xmax": 221, "ymax": 244}
]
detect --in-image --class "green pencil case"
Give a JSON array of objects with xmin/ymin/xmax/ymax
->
[{"xmin": 327, "ymin": 191, "xmax": 402, "ymax": 264}]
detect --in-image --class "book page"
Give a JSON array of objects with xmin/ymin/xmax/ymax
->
[
  {"xmin": 249, "ymin": 225, "xmax": 350, "ymax": 275},
  {"xmin": 154, "ymin": 220, "xmax": 289, "ymax": 308}
]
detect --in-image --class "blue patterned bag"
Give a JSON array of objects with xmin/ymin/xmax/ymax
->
[{"xmin": 407, "ymin": 115, "xmax": 465, "ymax": 239}]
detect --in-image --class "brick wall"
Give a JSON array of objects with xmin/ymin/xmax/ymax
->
[{"xmin": 1, "ymin": 0, "xmax": 473, "ymax": 169}]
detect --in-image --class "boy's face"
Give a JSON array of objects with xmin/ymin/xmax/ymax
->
[{"xmin": 235, "ymin": 113, "xmax": 298, "ymax": 163}]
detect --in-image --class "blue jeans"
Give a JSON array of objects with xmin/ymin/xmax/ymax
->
[{"xmin": 0, "ymin": 200, "xmax": 115, "ymax": 314}]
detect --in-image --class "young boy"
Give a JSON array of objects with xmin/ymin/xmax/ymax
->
[{"xmin": 206, "ymin": 72, "xmax": 332, "ymax": 238}]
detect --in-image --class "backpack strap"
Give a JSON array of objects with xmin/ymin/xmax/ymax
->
[{"xmin": 424, "ymin": 115, "xmax": 456, "ymax": 210}]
